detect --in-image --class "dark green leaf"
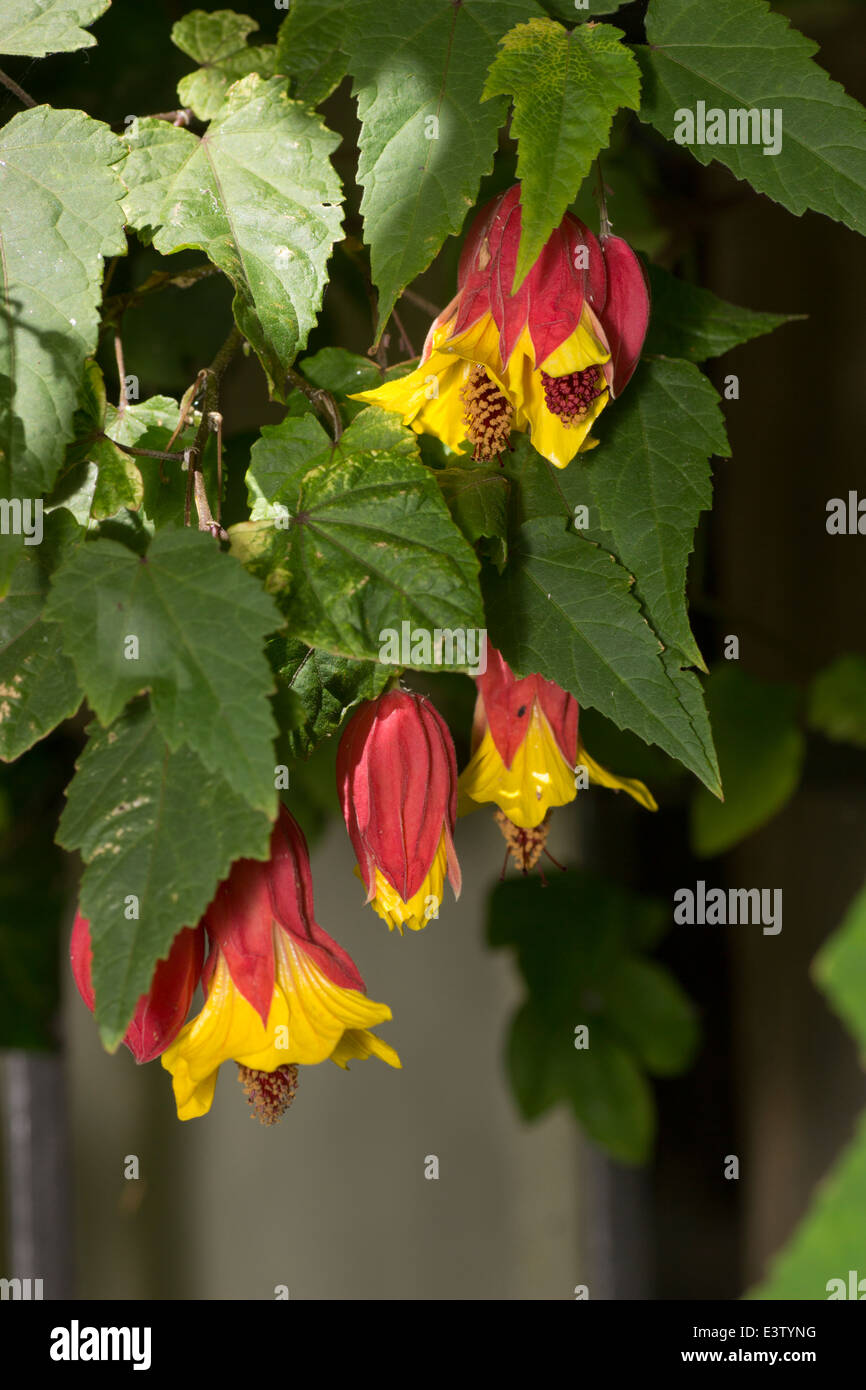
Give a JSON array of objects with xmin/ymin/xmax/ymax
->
[
  {"xmin": 342, "ymin": 0, "xmax": 545, "ymax": 336},
  {"xmin": 750, "ymin": 884, "xmax": 866, "ymax": 1298},
  {"xmin": 0, "ymin": 510, "xmax": 82, "ymax": 761},
  {"xmin": 691, "ymin": 666, "xmax": 805, "ymax": 857},
  {"xmin": 57, "ymin": 700, "xmax": 272, "ymax": 1048},
  {"xmin": 482, "ymin": 515, "xmax": 721, "ymax": 792},
  {"xmin": 644, "ymin": 262, "xmax": 802, "ymax": 361},
  {"xmin": 275, "ymin": 0, "xmax": 348, "ymax": 106},
  {"xmin": 807, "ymin": 655, "xmax": 866, "ymax": 750},
  {"xmin": 274, "ymin": 635, "xmax": 394, "ymax": 757},
  {"xmin": 815, "ymin": 882, "xmax": 866, "ymax": 1059},
  {"xmin": 637, "ymin": 0, "xmax": 866, "ymax": 237},
  {"xmin": 44, "ymin": 528, "xmax": 280, "ymax": 815},
  {"xmin": 436, "ymin": 466, "xmax": 509, "ymax": 567},
  {"xmin": 748, "ymin": 1111, "xmax": 866, "ymax": 1299},
  {"xmin": 231, "ymin": 409, "xmax": 485, "ymax": 666},
  {"xmin": 489, "ymin": 870, "xmax": 694, "ymax": 1162},
  {"xmin": 589, "ymin": 358, "xmax": 729, "ymax": 667}
]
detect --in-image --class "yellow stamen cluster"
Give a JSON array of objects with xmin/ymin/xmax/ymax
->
[
  {"xmin": 460, "ymin": 364, "xmax": 514, "ymax": 461},
  {"xmin": 237, "ymin": 1062, "xmax": 299, "ymax": 1125},
  {"xmin": 495, "ymin": 809, "xmax": 551, "ymax": 872}
]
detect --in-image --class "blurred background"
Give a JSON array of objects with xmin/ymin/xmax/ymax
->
[{"xmin": 1, "ymin": 0, "xmax": 865, "ymax": 1299}]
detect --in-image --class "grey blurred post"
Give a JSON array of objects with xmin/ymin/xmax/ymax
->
[
  {"xmin": 1, "ymin": 1051, "xmax": 73, "ymax": 1298},
  {"xmin": 575, "ymin": 796, "xmax": 652, "ymax": 1300}
]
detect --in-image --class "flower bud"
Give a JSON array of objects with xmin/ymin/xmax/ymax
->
[{"xmin": 337, "ymin": 689, "xmax": 461, "ymax": 932}]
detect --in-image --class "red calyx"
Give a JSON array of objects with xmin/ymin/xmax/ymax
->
[
  {"xmin": 71, "ymin": 912, "xmax": 204, "ymax": 1064},
  {"xmin": 475, "ymin": 646, "xmax": 578, "ymax": 770}
]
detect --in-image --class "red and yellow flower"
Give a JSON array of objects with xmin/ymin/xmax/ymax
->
[
  {"xmin": 337, "ymin": 689, "xmax": 461, "ymax": 932},
  {"xmin": 351, "ymin": 184, "xmax": 650, "ymax": 469},
  {"xmin": 459, "ymin": 647, "xmax": 656, "ymax": 867},
  {"xmin": 158, "ymin": 806, "xmax": 400, "ymax": 1121}
]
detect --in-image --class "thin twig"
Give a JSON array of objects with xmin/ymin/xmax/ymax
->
[
  {"xmin": 100, "ymin": 434, "xmax": 187, "ymax": 464},
  {"xmin": 401, "ymin": 288, "xmax": 442, "ymax": 318},
  {"xmin": 390, "ymin": 307, "xmax": 416, "ymax": 358},
  {"xmin": 166, "ymin": 369, "xmax": 207, "ymax": 451},
  {"xmin": 102, "ymin": 263, "xmax": 220, "ymax": 328},
  {"xmin": 0, "ymin": 67, "xmax": 37, "ymax": 108},
  {"xmin": 114, "ymin": 330, "xmax": 127, "ymax": 416},
  {"xmin": 595, "ymin": 155, "xmax": 612, "ymax": 237},
  {"xmin": 285, "ymin": 366, "xmax": 343, "ymax": 442},
  {"xmin": 210, "ymin": 412, "xmax": 224, "ymax": 526},
  {"xmin": 185, "ymin": 325, "xmax": 245, "ymax": 536}
]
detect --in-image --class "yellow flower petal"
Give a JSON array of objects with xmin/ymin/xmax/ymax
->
[
  {"xmin": 361, "ymin": 829, "xmax": 450, "ymax": 934},
  {"xmin": 350, "ymin": 327, "xmax": 472, "ymax": 454},
  {"xmin": 522, "ymin": 375, "xmax": 609, "ymax": 469},
  {"xmin": 161, "ymin": 929, "xmax": 398, "ymax": 1120},
  {"xmin": 331, "ymin": 1029, "xmax": 402, "ymax": 1070},
  {"xmin": 458, "ymin": 703, "xmax": 576, "ymax": 829},
  {"xmin": 578, "ymin": 739, "xmax": 658, "ymax": 811},
  {"xmin": 352, "ymin": 305, "xmax": 612, "ymax": 469}
]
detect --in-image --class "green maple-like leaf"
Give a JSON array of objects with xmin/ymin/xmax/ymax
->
[
  {"xmin": 499, "ymin": 360, "xmax": 727, "ymax": 674},
  {"xmin": 54, "ymin": 361, "xmax": 145, "ymax": 521},
  {"xmin": 121, "ymin": 75, "xmax": 343, "ymax": 397},
  {"xmin": 51, "ymin": 378, "xmax": 184, "ymax": 528},
  {"xmin": 436, "ymin": 466, "xmax": 509, "ymax": 568},
  {"xmin": 488, "ymin": 871, "xmax": 697, "ymax": 1163},
  {"xmin": 588, "ymin": 358, "xmax": 729, "ymax": 668},
  {"xmin": 58, "ymin": 699, "xmax": 272, "ymax": 1048},
  {"xmin": 644, "ymin": 262, "xmax": 802, "ymax": 361},
  {"xmin": 274, "ymin": 635, "xmax": 395, "ymax": 758},
  {"xmin": 231, "ymin": 410, "xmax": 485, "ymax": 665},
  {"xmin": 483, "ymin": 18, "xmax": 640, "ymax": 289},
  {"xmin": 0, "ymin": 510, "xmax": 82, "ymax": 761},
  {"xmin": 0, "ymin": 107, "xmax": 127, "ymax": 498},
  {"xmin": 43, "ymin": 527, "xmax": 281, "ymax": 816},
  {"xmin": 482, "ymin": 514, "xmax": 720, "ymax": 792},
  {"xmin": 807, "ymin": 656, "xmax": 866, "ymax": 751},
  {"xmin": 342, "ymin": 0, "xmax": 544, "ymax": 337},
  {"xmin": 172, "ymin": 9, "xmax": 278, "ymax": 121},
  {"xmin": 275, "ymin": 0, "xmax": 348, "ymax": 107},
  {"xmin": 1, "ymin": 0, "xmax": 109, "ymax": 56},
  {"xmin": 637, "ymin": 0, "xmax": 866, "ymax": 237}
]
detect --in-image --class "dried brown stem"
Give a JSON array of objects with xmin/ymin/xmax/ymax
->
[
  {"xmin": 0, "ymin": 67, "xmax": 37, "ymax": 108},
  {"xmin": 401, "ymin": 288, "xmax": 442, "ymax": 318},
  {"xmin": 114, "ymin": 330, "xmax": 127, "ymax": 416},
  {"xmin": 285, "ymin": 366, "xmax": 343, "ymax": 442},
  {"xmin": 390, "ymin": 306, "xmax": 416, "ymax": 359},
  {"xmin": 184, "ymin": 325, "xmax": 245, "ymax": 537},
  {"xmin": 102, "ymin": 263, "xmax": 220, "ymax": 328}
]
